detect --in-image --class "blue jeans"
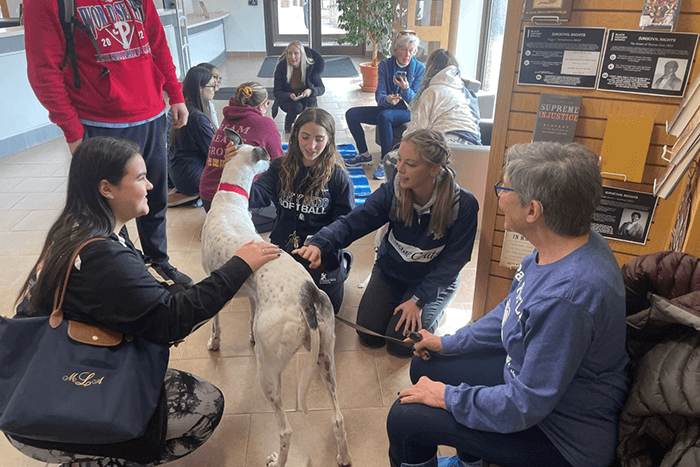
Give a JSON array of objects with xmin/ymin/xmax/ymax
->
[
  {"xmin": 345, "ymin": 106, "xmax": 410, "ymax": 158},
  {"xmin": 387, "ymin": 350, "xmax": 573, "ymax": 467},
  {"xmin": 83, "ymin": 115, "xmax": 169, "ymax": 264},
  {"xmin": 355, "ymin": 265, "xmax": 458, "ymax": 356}
]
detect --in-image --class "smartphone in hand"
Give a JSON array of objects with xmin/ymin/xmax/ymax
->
[{"xmin": 395, "ymin": 70, "xmax": 407, "ymax": 79}]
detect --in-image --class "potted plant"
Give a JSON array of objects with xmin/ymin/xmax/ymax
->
[{"xmin": 336, "ymin": 0, "xmax": 392, "ymax": 92}]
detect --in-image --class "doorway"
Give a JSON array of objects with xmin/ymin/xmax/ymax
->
[{"xmin": 263, "ymin": 0, "xmax": 363, "ymax": 57}]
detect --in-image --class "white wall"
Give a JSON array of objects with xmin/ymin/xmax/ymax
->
[
  {"xmin": 6, "ymin": 0, "xmax": 21, "ymax": 17},
  {"xmin": 454, "ymin": 0, "xmax": 485, "ymax": 82},
  {"xmin": 200, "ymin": 0, "xmax": 265, "ymax": 52},
  {"xmin": 0, "ymin": 51, "xmax": 55, "ymax": 140}
]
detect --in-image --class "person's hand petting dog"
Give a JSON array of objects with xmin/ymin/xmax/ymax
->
[
  {"xmin": 234, "ymin": 241, "xmax": 281, "ymax": 271},
  {"xmin": 292, "ymin": 244, "xmax": 322, "ymax": 269}
]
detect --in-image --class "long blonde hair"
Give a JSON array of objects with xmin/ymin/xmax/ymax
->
[
  {"xmin": 394, "ymin": 129, "xmax": 455, "ymax": 239},
  {"xmin": 278, "ymin": 41, "xmax": 314, "ymax": 85},
  {"xmin": 279, "ymin": 108, "xmax": 345, "ymax": 199}
]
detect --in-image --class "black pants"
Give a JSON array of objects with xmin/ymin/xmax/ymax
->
[
  {"xmin": 279, "ymin": 95, "xmax": 317, "ymax": 129},
  {"xmin": 356, "ymin": 265, "xmax": 458, "ymax": 356},
  {"xmin": 83, "ymin": 115, "xmax": 169, "ymax": 264},
  {"xmin": 386, "ymin": 351, "xmax": 572, "ymax": 467}
]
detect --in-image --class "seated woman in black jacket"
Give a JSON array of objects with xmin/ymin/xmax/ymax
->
[
  {"xmin": 272, "ymin": 41, "xmax": 325, "ymax": 132},
  {"xmin": 8, "ymin": 136, "xmax": 280, "ymax": 466}
]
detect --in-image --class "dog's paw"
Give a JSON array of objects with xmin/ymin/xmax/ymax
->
[
  {"xmin": 207, "ymin": 337, "xmax": 220, "ymax": 351},
  {"xmin": 266, "ymin": 452, "xmax": 279, "ymax": 467},
  {"xmin": 249, "ymin": 332, "xmax": 255, "ymax": 343},
  {"xmin": 337, "ymin": 453, "xmax": 352, "ymax": 466}
]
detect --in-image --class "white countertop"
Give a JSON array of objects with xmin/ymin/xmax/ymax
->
[{"xmin": 0, "ymin": 10, "xmax": 229, "ymax": 40}]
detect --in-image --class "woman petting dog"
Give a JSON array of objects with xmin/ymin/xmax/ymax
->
[
  {"xmin": 294, "ymin": 129, "xmax": 479, "ymax": 356},
  {"xmin": 224, "ymin": 107, "xmax": 355, "ymax": 314},
  {"xmin": 9, "ymin": 137, "xmax": 281, "ymax": 466},
  {"xmin": 199, "ymin": 82, "xmax": 283, "ymax": 215}
]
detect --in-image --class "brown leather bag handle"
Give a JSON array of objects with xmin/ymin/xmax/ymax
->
[{"xmin": 47, "ymin": 238, "xmax": 123, "ymax": 347}]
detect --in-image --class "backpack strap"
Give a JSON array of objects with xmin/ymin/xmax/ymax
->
[{"xmin": 57, "ymin": 0, "xmax": 109, "ymax": 89}]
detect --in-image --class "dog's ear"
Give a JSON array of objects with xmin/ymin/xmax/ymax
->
[
  {"xmin": 252, "ymin": 146, "xmax": 270, "ymax": 163},
  {"xmin": 224, "ymin": 128, "xmax": 243, "ymax": 146}
]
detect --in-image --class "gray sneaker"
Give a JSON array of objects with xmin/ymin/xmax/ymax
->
[{"xmin": 344, "ymin": 153, "xmax": 373, "ymax": 166}]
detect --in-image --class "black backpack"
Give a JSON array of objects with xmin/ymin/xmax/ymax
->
[{"xmin": 56, "ymin": 0, "xmax": 144, "ymax": 88}]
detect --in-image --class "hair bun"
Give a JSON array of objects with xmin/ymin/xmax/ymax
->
[{"xmin": 242, "ymin": 86, "xmax": 253, "ymax": 98}]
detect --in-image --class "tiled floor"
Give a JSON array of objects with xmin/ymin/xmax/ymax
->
[{"xmin": 0, "ymin": 55, "xmax": 475, "ymax": 466}]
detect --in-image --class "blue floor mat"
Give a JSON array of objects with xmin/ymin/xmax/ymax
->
[{"xmin": 280, "ymin": 143, "xmax": 370, "ymax": 205}]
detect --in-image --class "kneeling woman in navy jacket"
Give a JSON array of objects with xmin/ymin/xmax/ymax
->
[{"xmin": 294, "ymin": 128, "xmax": 479, "ymax": 356}]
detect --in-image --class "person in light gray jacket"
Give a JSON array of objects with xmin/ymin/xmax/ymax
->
[{"xmin": 406, "ymin": 49, "xmax": 481, "ymax": 145}]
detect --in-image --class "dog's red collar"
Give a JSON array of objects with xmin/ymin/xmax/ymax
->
[{"xmin": 217, "ymin": 183, "xmax": 249, "ymax": 199}]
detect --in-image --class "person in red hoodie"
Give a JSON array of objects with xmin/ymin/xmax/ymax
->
[
  {"xmin": 199, "ymin": 81, "xmax": 284, "ymax": 225},
  {"xmin": 23, "ymin": 0, "xmax": 193, "ymax": 288}
]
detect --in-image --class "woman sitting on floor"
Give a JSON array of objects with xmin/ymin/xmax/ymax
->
[
  {"xmin": 199, "ymin": 81, "xmax": 284, "ymax": 233},
  {"xmin": 196, "ymin": 62, "xmax": 223, "ymax": 129},
  {"xmin": 272, "ymin": 41, "xmax": 325, "ymax": 133},
  {"xmin": 167, "ymin": 65, "xmax": 217, "ymax": 206}
]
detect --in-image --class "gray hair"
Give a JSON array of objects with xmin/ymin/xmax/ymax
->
[
  {"xmin": 504, "ymin": 142, "xmax": 602, "ymax": 237},
  {"xmin": 391, "ymin": 31, "xmax": 421, "ymax": 55}
]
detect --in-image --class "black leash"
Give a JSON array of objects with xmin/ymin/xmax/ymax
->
[{"xmin": 334, "ymin": 315, "xmax": 431, "ymax": 360}]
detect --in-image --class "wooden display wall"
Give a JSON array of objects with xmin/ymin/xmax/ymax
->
[{"xmin": 472, "ymin": 0, "xmax": 700, "ymax": 320}]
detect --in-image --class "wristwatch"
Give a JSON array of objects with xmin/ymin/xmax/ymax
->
[{"xmin": 411, "ymin": 295, "xmax": 425, "ymax": 309}]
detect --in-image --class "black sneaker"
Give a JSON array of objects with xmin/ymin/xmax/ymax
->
[{"xmin": 155, "ymin": 261, "xmax": 195, "ymax": 288}]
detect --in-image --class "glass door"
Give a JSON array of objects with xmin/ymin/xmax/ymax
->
[{"xmin": 264, "ymin": 0, "xmax": 363, "ymax": 56}]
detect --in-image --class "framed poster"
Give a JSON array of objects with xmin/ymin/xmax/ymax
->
[
  {"xmin": 519, "ymin": 27, "xmax": 607, "ymax": 89},
  {"xmin": 522, "ymin": 0, "xmax": 573, "ymax": 23},
  {"xmin": 499, "ymin": 231, "xmax": 536, "ymax": 269},
  {"xmin": 591, "ymin": 187, "xmax": 658, "ymax": 245},
  {"xmin": 597, "ymin": 30, "xmax": 698, "ymax": 97}
]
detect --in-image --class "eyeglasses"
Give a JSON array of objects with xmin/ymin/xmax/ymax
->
[
  {"xmin": 203, "ymin": 85, "xmax": 217, "ymax": 88},
  {"xmin": 397, "ymin": 30, "xmax": 417, "ymax": 36},
  {"xmin": 494, "ymin": 180, "xmax": 515, "ymax": 197},
  {"xmin": 212, "ymin": 75, "xmax": 222, "ymax": 82}
]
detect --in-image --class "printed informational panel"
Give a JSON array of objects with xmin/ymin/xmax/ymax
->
[
  {"xmin": 500, "ymin": 231, "xmax": 536, "ymax": 269},
  {"xmin": 592, "ymin": 187, "xmax": 658, "ymax": 245},
  {"xmin": 597, "ymin": 30, "xmax": 698, "ymax": 97},
  {"xmin": 519, "ymin": 27, "xmax": 607, "ymax": 89}
]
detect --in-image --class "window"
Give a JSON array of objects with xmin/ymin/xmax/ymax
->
[{"xmin": 478, "ymin": 0, "xmax": 508, "ymax": 93}]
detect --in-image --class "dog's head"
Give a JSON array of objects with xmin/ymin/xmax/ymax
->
[{"xmin": 219, "ymin": 130, "xmax": 271, "ymax": 189}]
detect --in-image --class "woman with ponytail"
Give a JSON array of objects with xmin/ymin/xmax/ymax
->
[
  {"xmin": 294, "ymin": 129, "xmax": 479, "ymax": 356},
  {"xmin": 199, "ymin": 82, "xmax": 283, "ymax": 214}
]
